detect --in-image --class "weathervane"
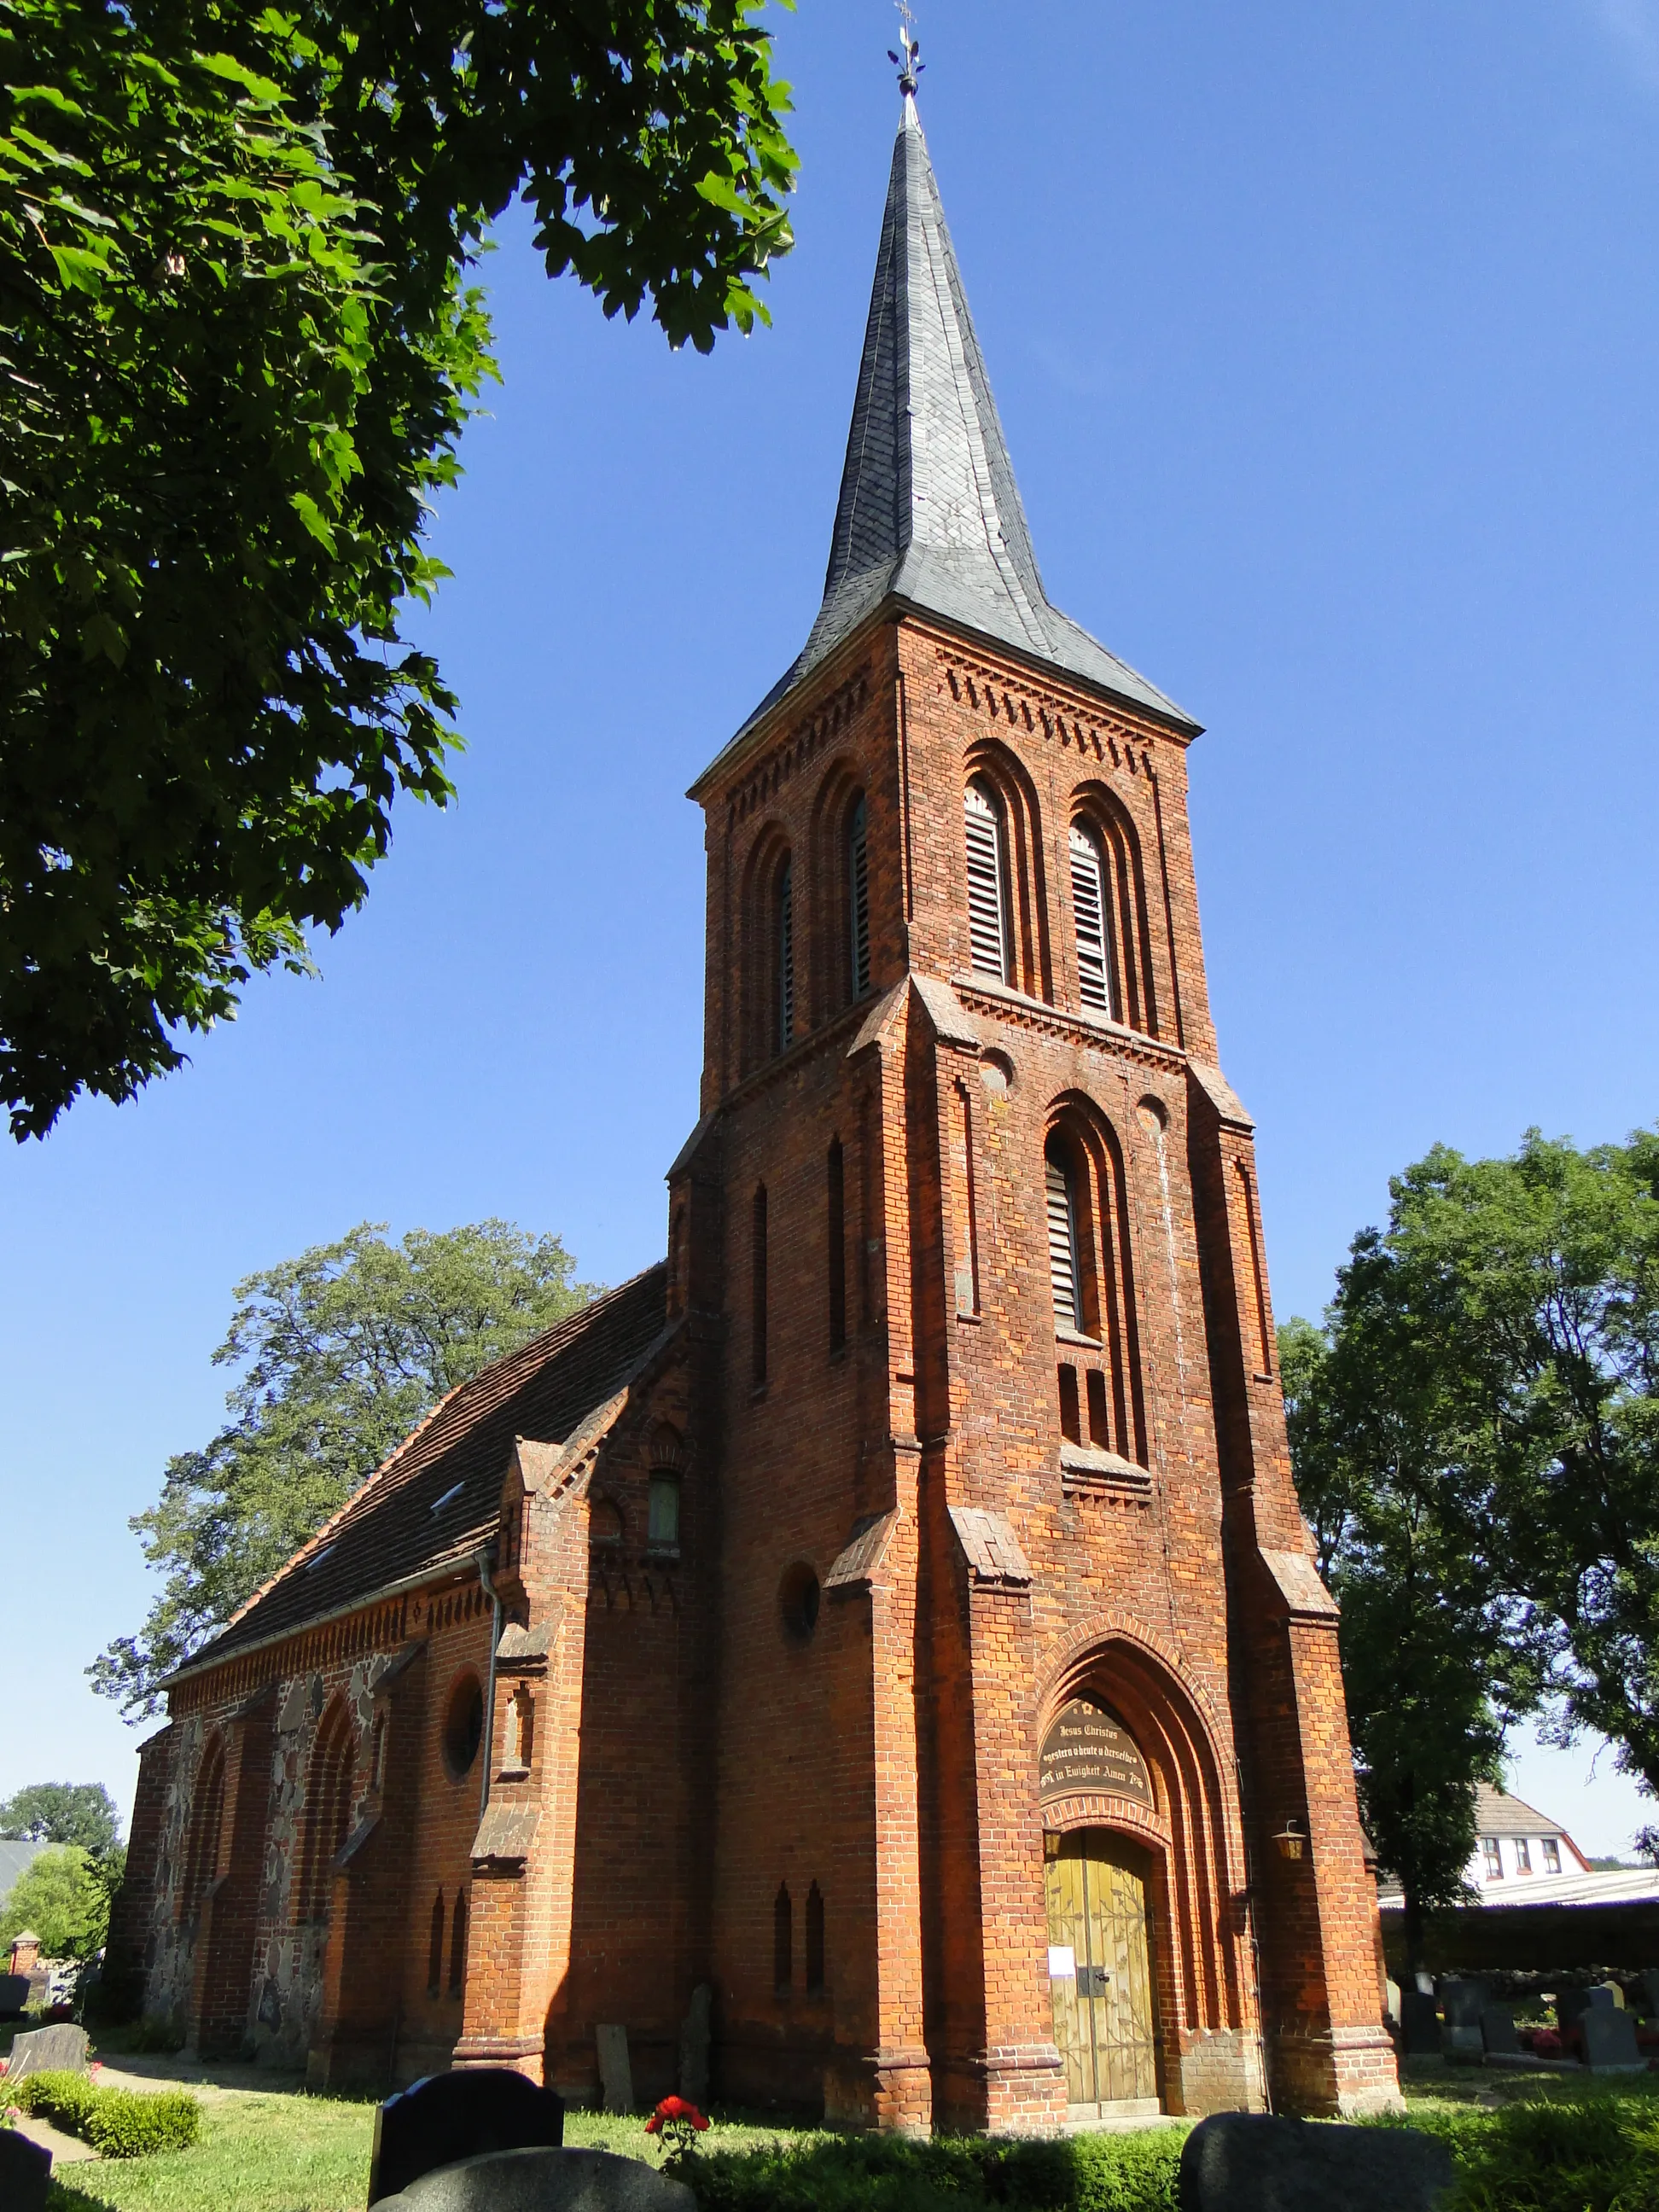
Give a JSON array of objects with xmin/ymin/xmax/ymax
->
[{"xmin": 888, "ymin": 2, "xmax": 923, "ymax": 97}]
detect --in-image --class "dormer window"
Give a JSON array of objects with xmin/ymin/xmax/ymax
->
[{"xmin": 1543, "ymin": 1837, "xmax": 1561, "ymax": 1873}]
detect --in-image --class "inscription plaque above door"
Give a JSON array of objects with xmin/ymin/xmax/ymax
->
[{"xmin": 1039, "ymin": 1698, "xmax": 1153, "ymax": 1807}]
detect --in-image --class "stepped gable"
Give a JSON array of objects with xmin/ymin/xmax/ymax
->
[
  {"xmin": 180, "ymin": 1263, "xmax": 670, "ymax": 1673},
  {"xmin": 707, "ymin": 88, "xmax": 1198, "ymax": 777}
]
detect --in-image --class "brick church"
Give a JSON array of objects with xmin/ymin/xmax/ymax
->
[{"xmin": 110, "ymin": 67, "xmax": 1399, "ymax": 2129}]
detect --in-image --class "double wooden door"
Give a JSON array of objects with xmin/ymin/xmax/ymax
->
[{"xmin": 1045, "ymin": 1829, "xmax": 1160, "ymax": 2113}]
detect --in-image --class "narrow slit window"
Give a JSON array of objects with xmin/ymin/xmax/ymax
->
[
  {"xmin": 777, "ymin": 858, "xmax": 795, "ymax": 1050},
  {"xmin": 964, "ymin": 781, "xmax": 1010, "ymax": 982},
  {"xmin": 449, "ymin": 1887, "xmax": 468, "ymax": 1995},
  {"xmin": 773, "ymin": 1883, "xmax": 793, "ymax": 1992},
  {"xmin": 752, "ymin": 1185, "xmax": 769, "ymax": 1387},
  {"xmin": 428, "ymin": 1892, "xmax": 445, "ymax": 1996},
  {"xmin": 1045, "ymin": 1139, "xmax": 1081, "ymax": 1333},
  {"xmin": 847, "ymin": 797, "xmax": 870, "ymax": 999},
  {"xmin": 1070, "ymin": 824, "xmax": 1116, "ymax": 1016},
  {"xmin": 805, "ymin": 1881, "xmax": 825, "ymax": 1994},
  {"xmin": 648, "ymin": 1476, "xmax": 680, "ymax": 1547},
  {"xmin": 827, "ymin": 1139, "xmax": 847, "ymax": 1353},
  {"xmin": 1057, "ymin": 1363, "xmax": 1081, "ymax": 1445}
]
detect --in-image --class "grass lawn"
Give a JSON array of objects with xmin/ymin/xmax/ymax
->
[
  {"xmin": 36, "ymin": 2094, "xmax": 824, "ymax": 2212},
  {"xmin": 21, "ymin": 2053, "xmax": 1659, "ymax": 2212}
]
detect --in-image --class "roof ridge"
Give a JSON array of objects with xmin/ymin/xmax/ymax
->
[{"xmin": 207, "ymin": 1263, "xmax": 667, "ymax": 1650}]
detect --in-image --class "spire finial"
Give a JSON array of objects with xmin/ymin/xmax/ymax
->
[{"xmin": 888, "ymin": 2, "xmax": 923, "ymax": 102}]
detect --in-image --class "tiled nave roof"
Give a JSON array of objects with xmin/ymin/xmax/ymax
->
[{"xmin": 178, "ymin": 1264, "xmax": 669, "ymax": 1677}]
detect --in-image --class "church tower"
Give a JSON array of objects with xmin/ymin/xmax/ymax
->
[
  {"xmin": 669, "ymin": 67, "xmax": 1398, "ymax": 2128},
  {"xmin": 112, "ymin": 49, "xmax": 1400, "ymax": 2139}
]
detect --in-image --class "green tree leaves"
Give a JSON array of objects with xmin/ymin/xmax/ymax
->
[
  {"xmin": 0, "ymin": 1782, "xmax": 120, "ymax": 1854},
  {"xmin": 90, "ymin": 1219, "xmax": 593, "ymax": 1716},
  {"xmin": 1, "ymin": 0, "xmax": 797, "ymax": 1137},
  {"xmin": 0, "ymin": 1846, "xmax": 116, "ymax": 1959},
  {"xmin": 1284, "ymin": 1120, "xmax": 1659, "ymax": 1947}
]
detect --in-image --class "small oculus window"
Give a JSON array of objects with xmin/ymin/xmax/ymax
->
[{"xmin": 442, "ymin": 1673, "xmax": 485, "ymax": 1782}]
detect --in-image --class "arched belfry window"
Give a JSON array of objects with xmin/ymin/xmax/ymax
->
[
  {"xmin": 777, "ymin": 858, "xmax": 795, "ymax": 1050},
  {"xmin": 1069, "ymin": 824, "xmax": 1118, "ymax": 1019},
  {"xmin": 847, "ymin": 796, "xmax": 870, "ymax": 999},
  {"xmin": 964, "ymin": 780, "xmax": 1010, "ymax": 983},
  {"xmin": 1045, "ymin": 1136, "xmax": 1082, "ymax": 1334}
]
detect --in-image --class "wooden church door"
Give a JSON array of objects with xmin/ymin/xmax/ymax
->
[{"xmin": 1045, "ymin": 1830, "xmax": 1160, "ymax": 2114}]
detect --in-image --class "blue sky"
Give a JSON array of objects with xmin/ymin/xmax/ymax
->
[{"xmin": 3, "ymin": 0, "xmax": 1658, "ymax": 1854}]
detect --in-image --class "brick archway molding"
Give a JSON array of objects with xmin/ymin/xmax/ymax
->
[{"xmin": 1033, "ymin": 1619, "xmax": 1249, "ymax": 2054}]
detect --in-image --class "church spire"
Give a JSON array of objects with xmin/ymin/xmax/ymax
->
[{"xmin": 726, "ymin": 61, "xmax": 1197, "ymax": 750}]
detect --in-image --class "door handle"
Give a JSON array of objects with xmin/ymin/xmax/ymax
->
[{"xmin": 1076, "ymin": 1965, "xmax": 1112, "ymax": 1997}]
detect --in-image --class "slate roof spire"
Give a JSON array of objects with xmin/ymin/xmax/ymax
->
[{"xmin": 717, "ymin": 60, "xmax": 1198, "ymax": 757}]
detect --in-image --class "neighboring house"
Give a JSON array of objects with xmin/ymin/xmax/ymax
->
[
  {"xmin": 1467, "ymin": 1784, "xmax": 1592, "ymax": 1890},
  {"xmin": 0, "ymin": 1837, "xmax": 47, "ymax": 1910}
]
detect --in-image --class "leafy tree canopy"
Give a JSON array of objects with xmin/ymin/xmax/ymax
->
[
  {"xmin": 0, "ymin": 1845, "xmax": 116, "ymax": 1959},
  {"xmin": 1378, "ymin": 1128, "xmax": 1659, "ymax": 1853},
  {"xmin": 0, "ymin": 1782, "xmax": 121, "ymax": 1854},
  {"xmin": 2, "ymin": 0, "xmax": 795, "ymax": 1138},
  {"xmin": 1280, "ymin": 1247, "xmax": 1540, "ymax": 1966},
  {"xmin": 91, "ymin": 1219, "xmax": 593, "ymax": 1716}
]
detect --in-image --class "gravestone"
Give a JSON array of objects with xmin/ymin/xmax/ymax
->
[
  {"xmin": 678, "ymin": 1984, "xmax": 711, "ymax": 2106},
  {"xmin": 596, "ymin": 2025, "xmax": 632, "ymax": 2116},
  {"xmin": 5, "ymin": 2023, "xmax": 90, "ymax": 2085},
  {"xmin": 1398, "ymin": 1990, "xmax": 1441, "ymax": 2056},
  {"xmin": 1178, "ymin": 2114, "xmax": 1453, "ymax": 2212},
  {"xmin": 1438, "ymin": 1980, "xmax": 1488, "ymax": 2028},
  {"xmin": 0, "ymin": 1973, "xmax": 30, "ymax": 2017},
  {"xmin": 1557, "ymin": 1985, "xmax": 1614, "ymax": 2031},
  {"xmin": 367, "ymin": 2068, "xmax": 565, "ymax": 2204},
  {"xmin": 1441, "ymin": 2024, "xmax": 1482, "ymax": 2064},
  {"xmin": 1480, "ymin": 2005, "xmax": 1519, "ymax": 2056},
  {"xmin": 1582, "ymin": 2008, "xmax": 1643, "ymax": 2072},
  {"xmin": 1639, "ymin": 1969, "xmax": 1659, "ymax": 2019},
  {"xmin": 374, "ymin": 2146, "xmax": 694, "ymax": 2212},
  {"xmin": 0, "ymin": 2127, "xmax": 52, "ymax": 2212}
]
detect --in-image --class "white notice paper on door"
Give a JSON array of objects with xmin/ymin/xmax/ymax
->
[{"xmin": 1047, "ymin": 1944, "xmax": 1075, "ymax": 1980}]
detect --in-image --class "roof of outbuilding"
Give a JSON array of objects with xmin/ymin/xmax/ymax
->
[
  {"xmin": 696, "ymin": 92, "xmax": 1198, "ymax": 790},
  {"xmin": 0, "ymin": 1838, "xmax": 47, "ymax": 1906},
  {"xmin": 180, "ymin": 1264, "xmax": 671, "ymax": 1676},
  {"xmin": 1473, "ymin": 1783, "xmax": 1572, "ymax": 1838}
]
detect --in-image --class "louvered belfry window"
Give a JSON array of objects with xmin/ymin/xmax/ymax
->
[
  {"xmin": 1046, "ymin": 1140, "xmax": 1081, "ymax": 1333},
  {"xmin": 1070, "ymin": 824, "xmax": 1115, "ymax": 1017},
  {"xmin": 847, "ymin": 796, "xmax": 870, "ymax": 998},
  {"xmin": 964, "ymin": 780, "xmax": 1010, "ymax": 982},
  {"xmin": 777, "ymin": 858, "xmax": 795, "ymax": 1049}
]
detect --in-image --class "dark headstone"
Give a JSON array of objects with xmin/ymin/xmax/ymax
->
[
  {"xmin": 1437, "ymin": 1979, "xmax": 1488, "ymax": 2029},
  {"xmin": 1399, "ymin": 1990, "xmax": 1441, "ymax": 2056},
  {"xmin": 1557, "ymin": 1985, "xmax": 1615, "ymax": 2027},
  {"xmin": 596, "ymin": 2026, "xmax": 632, "ymax": 2116},
  {"xmin": 678, "ymin": 1984, "xmax": 711, "ymax": 2106},
  {"xmin": 1480, "ymin": 2005, "xmax": 1519, "ymax": 2056},
  {"xmin": 374, "ymin": 2148, "xmax": 693, "ymax": 2212},
  {"xmin": 1179, "ymin": 2115, "xmax": 1453, "ymax": 2212},
  {"xmin": 368, "ymin": 2069, "xmax": 565, "ymax": 2204},
  {"xmin": 1441, "ymin": 2024, "xmax": 1482, "ymax": 2064},
  {"xmin": 0, "ymin": 1973, "xmax": 29, "ymax": 2017},
  {"xmin": 5, "ymin": 2023, "xmax": 90, "ymax": 2084},
  {"xmin": 1582, "ymin": 2008, "xmax": 1643, "ymax": 2071},
  {"xmin": 0, "ymin": 2128, "xmax": 52, "ymax": 2212},
  {"xmin": 1639, "ymin": 1969, "xmax": 1659, "ymax": 2020}
]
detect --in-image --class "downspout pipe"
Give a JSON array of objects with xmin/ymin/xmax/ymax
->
[{"xmin": 475, "ymin": 1546, "xmax": 500, "ymax": 1820}]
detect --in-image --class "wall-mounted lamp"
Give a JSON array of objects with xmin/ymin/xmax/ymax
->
[{"xmin": 1272, "ymin": 1818, "xmax": 1307, "ymax": 1863}]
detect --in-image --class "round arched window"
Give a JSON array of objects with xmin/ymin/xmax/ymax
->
[{"xmin": 442, "ymin": 1672, "xmax": 485, "ymax": 1781}]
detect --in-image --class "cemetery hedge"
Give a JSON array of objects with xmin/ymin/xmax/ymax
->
[{"xmin": 8, "ymin": 2068, "xmax": 201, "ymax": 2156}]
